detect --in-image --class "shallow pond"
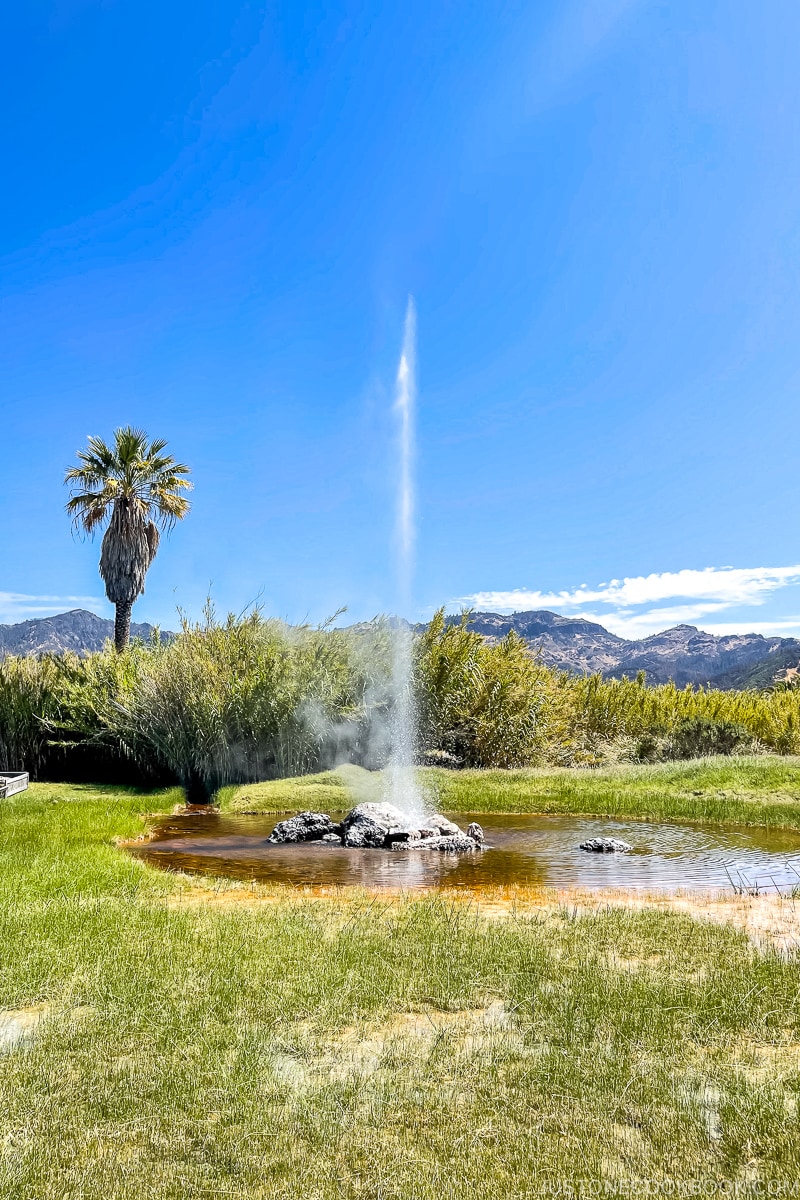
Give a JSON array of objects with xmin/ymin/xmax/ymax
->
[{"xmin": 129, "ymin": 812, "xmax": 800, "ymax": 893}]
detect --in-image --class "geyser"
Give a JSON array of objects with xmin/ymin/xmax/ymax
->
[{"xmin": 385, "ymin": 297, "xmax": 424, "ymax": 817}]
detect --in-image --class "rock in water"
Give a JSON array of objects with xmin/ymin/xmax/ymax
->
[
  {"xmin": 390, "ymin": 832, "xmax": 481, "ymax": 853},
  {"xmin": 427, "ymin": 814, "xmax": 461, "ymax": 836},
  {"xmin": 434, "ymin": 832, "xmax": 480, "ymax": 853},
  {"xmin": 268, "ymin": 812, "xmax": 342, "ymax": 844},
  {"xmin": 579, "ymin": 837, "xmax": 632, "ymax": 854},
  {"xmin": 269, "ymin": 802, "xmax": 485, "ymax": 855},
  {"xmin": 341, "ymin": 802, "xmax": 416, "ymax": 849},
  {"xmin": 384, "ymin": 828, "xmax": 422, "ymax": 846}
]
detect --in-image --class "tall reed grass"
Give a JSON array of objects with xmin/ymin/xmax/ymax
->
[
  {"xmin": 0, "ymin": 654, "xmax": 66, "ymax": 778},
  {"xmin": 1, "ymin": 607, "xmax": 799, "ymax": 787},
  {"xmin": 414, "ymin": 610, "xmax": 547, "ymax": 767},
  {"xmin": 58, "ymin": 607, "xmax": 395, "ymax": 801}
]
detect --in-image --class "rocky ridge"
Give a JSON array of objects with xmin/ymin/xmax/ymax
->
[
  {"xmin": 442, "ymin": 611, "xmax": 800, "ymax": 688},
  {"xmin": 0, "ymin": 609, "xmax": 173, "ymax": 657}
]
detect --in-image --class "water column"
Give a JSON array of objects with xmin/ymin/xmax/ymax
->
[{"xmin": 386, "ymin": 297, "xmax": 424, "ymax": 816}]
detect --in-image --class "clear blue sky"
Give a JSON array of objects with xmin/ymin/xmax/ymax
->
[{"xmin": 3, "ymin": 1, "xmax": 800, "ymax": 639}]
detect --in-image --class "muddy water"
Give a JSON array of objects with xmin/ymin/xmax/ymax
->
[{"xmin": 128, "ymin": 812, "xmax": 800, "ymax": 893}]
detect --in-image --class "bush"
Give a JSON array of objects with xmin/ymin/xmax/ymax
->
[
  {"xmin": 0, "ymin": 655, "xmax": 65, "ymax": 778},
  {"xmin": 414, "ymin": 611, "xmax": 547, "ymax": 767},
  {"xmin": 72, "ymin": 609, "xmax": 393, "ymax": 802},
  {"xmin": 633, "ymin": 732, "xmax": 665, "ymax": 763},
  {"xmin": 668, "ymin": 716, "xmax": 752, "ymax": 760},
  {"xmin": 1, "ymin": 606, "xmax": 799, "ymax": 793}
]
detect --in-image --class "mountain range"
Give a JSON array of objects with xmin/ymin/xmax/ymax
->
[
  {"xmin": 441, "ymin": 610, "xmax": 800, "ymax": 688},
  {"xmin": 0, "ymin": 609, "xmax": 168, "ymax": 657},
  {"xmin": 1, "ymin": 607, "xmax": 798, "ymax": 690}
]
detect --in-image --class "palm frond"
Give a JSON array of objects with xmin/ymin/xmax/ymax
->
[
  {"xmin": 114, "ymin": 427, "xmax": 149, "ymax": 465},
  {"xmin": 145, "ymin": 521, "xmax": 160, "ymax": 567},
  {"xmin": 65, "ymin": 427, "xmax": 192, "ymax": 608},
  {"xmin": 65, "ymin": 486, "xmax": 118, "ymax": 532}
]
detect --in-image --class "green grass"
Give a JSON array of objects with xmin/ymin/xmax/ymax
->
[
  {"xmin": 0, "ymin": 782, "xmax": 185, "ymax": 902},
  {"xmin": 226, "ymin": 755, "xmax": 800, "ymax": 828},
  {"xmin": 1, "ymin": 780, "xmax": 800, "ymax": 1196},
  {"xmin": 220, "ymin": 763, "xmax": 381, "ymax": 815}
]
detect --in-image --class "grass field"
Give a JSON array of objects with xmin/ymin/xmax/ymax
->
[
  {"xmin": 226, "ymin": 755, "xmax": 800, "ymax": 828},
  {"xmin": 1, "ymin": 774, "xmax": 799, "ymax": 1197}
]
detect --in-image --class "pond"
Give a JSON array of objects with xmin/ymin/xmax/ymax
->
[{"xmin": 128, "ymin": 811, "xmax": 800, "ymax": 893}]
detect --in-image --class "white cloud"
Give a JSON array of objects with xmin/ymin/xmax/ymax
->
[
  {"xmin": 0, "ymin": 592, "xmax": 105, "ymax": 623},
  {"xmin": 455, "ymin": 565, "xmax": 800, "ymax": 641},
  {"xmin": 577, "ymin": 610, "xmax": 800, "ymax": 640},
  {"xmin": 463, "ymin": 565, "xmax": 800, "ymax": 612},
  {"xmin": 573, "ymin": 605, "xmax": 730, "ymax": 639}
]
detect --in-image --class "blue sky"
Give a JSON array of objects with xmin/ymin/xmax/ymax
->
[{"xmin": 3, "ymin": 0, "xmax": 800, "ymax": 639}]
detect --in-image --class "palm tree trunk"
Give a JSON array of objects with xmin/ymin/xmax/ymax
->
[{"xmin": 114, "ymin": 600, "xmax": 133, "ymax": 652}]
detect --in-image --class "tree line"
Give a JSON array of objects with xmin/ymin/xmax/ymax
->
[{"xmin": 1, "ymin": 607, "xmax": 798, "ymax": 800}]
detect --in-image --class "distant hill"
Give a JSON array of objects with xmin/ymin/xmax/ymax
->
[
  {"xmin": 0, "ymin": 609, "xmax": 172, "ymax": 657},
  {"xmin": 701, "ymin": 644, "xmax": 800, "ymax": 691},
  {"xmin": 2, "ymin": 607, "xmax": 799, "ymax": 690},
  {"xmin": 441, "ymin": 610, "xmax": 800, "ymax": 689}
]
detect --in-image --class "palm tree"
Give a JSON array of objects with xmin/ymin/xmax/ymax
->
[{"xmin": 65, "ymin": 428, "xmax": 192, "ymax": 651}]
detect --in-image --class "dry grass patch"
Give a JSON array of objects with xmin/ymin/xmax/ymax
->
[
  {"xmin": 160, "ymin": 878, "xmax": 800, "ymax": 951},
  {"xmin": 0, "ymin": 1004, "xmax": 50, "ymax": 1053},
  {"xmin": 269, "ymin": 1000, "xmax": 517, "ymax": 1092}
]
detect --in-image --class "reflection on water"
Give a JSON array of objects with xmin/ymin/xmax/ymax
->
[{"xmin": 128, "ymin": 812, "xmax": 800, "ymax": 893}]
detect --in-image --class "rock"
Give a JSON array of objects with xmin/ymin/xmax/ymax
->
[
  {"xmin": 342, "ymin": 802, "xmax": 416, "ymax": 849},
  {"xmin": 342, "ymin": 817, "xmax": 387, "ymax": 848},
  {"xmin": 427, "ymin": 814, "xmax": 461, "ymax": 836},
  {"xmin": 270, "ymin": 801, "xmax": 484, "ymax": 855},
  {"xmin": 384, "ymin": 828, "xmax": 422, "ymax": 846},
  {"xmin": 268, "ymin": 812, "xmax": 341, "ymax": 844},
  {"xmin": 434, "ymin": 833, "xmax": 480, "ymax": 853},
  {"xmin": 579, "ymin": 837, "xmax": 633, "ymax": 854},
  {"xmin": 390, "ymin": 832, "xmax": 480, "ymax": 853},
  {"xmin": 418, "ymin": 749, "xmax": 465, "ymax": 769}
]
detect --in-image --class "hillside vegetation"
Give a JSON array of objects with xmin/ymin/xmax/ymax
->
[{"xmin": 1, "ymin": 609, "xmax": 799, "ymax": 796}]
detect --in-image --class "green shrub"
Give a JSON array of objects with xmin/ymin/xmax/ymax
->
[
  {"xmin": 2, "ymin": 607, "xmax": 800, "ymax": 791},
  {"xmin": 414, "ymin": 611, "xmax": 547, "ymax": 767},
  {"xmin": 668, "ymin": 715, "xmax": 751, "ymax": 760},
  {"xmin": 0, "ymin": 655, "xmax": 65, "ymax": 778},
  {"xmin": 62, "ymin": 608, "xmax": 393, "ymax": 801},
  {"xmin": 633, "ymin": 732, "xmax": 663, "ymax": 763}
]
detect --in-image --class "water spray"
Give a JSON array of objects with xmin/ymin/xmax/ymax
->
[{"xmin": 386, "ymin": 297, "xmax": 424, "ymax": 816}]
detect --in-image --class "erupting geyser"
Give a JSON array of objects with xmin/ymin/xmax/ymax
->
[
  {"xmin": 259, "ymin": 303, "xmax": 486, "ymax": 857},
  {"xmin": 385, "ymin": 297, "xmax": 424, "ymax": 818}
]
